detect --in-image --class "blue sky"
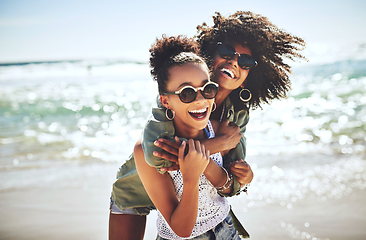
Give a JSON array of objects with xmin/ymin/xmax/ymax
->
[{"xmin": 0, "ymin": 0, "xmax": 365, "ymax": 63}]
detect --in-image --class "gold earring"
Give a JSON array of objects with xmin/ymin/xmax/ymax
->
[
  {"xmin": 165, "ymin": 108, "xmax": 175, "ymax": 120},
  {"xmin": 239, "ymin": 88, "xmax": 252, "ymax": 102}
]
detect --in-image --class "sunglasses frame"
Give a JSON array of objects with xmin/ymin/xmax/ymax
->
[
  {"xmin": 163, "ymin": 81, "xmax": 219, "ymax": 103},
  {"xmin": 217, "ymin": 42, "xmax": 258, "ymax": 70}
]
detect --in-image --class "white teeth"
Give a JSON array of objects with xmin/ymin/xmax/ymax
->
[
  {"xmin": 189, "ymin": 108, "xmax": 207, "ymax": 113},
  {"xmin": 221, "ymin": 68, "xmax": 234, "ymax": 78}
]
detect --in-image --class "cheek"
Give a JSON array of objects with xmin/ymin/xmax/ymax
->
[
  {"xmin": 239, "ymin": 70, "xmax": 250, "ymax": 85},
  {"xmin": 170, "ymin": 99, "xmax": 189, "ymax": 114},
  {"xmin": 212, "ymin": 55, "xmax": 223, "ymax": 71}
]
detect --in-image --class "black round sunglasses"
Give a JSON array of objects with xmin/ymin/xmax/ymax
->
[
  {"xmin": 217, "ymin": 42, "xmax": 258, "ymax": 70},
  {"xmin": 163, "ymin": 81, "xmax": 219, "ymax": 103}
]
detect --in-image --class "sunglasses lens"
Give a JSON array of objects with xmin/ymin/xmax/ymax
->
[
  {"xmin": 180, "ymin": 88, "xmax": 196, "ymax": 103},
  {"xmin": 218, "ymin": 43, "xmax": 257, "ymax": 70},
  {"xmin": 218, "ymin": 44, "xmax": 235, "ymax": 59},
  {"xmin": 202, "ymin": 83, "xmax": 218, "ymax": 99},
  {"xmin": 238, "ymin": 55, "xmax": 256, "ymax": 70}
]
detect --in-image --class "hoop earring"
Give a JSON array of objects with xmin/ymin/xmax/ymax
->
[
  {"xmin": 212, "ymin": 102, "xmax": 216, "ymax": 112},
  {"xmin": 239, "ymin": 88, "xmax": 252, "ymax": 102},
  {"xmin": 165, "ymin": 108, "xmax": 175, "ymax": 120}
]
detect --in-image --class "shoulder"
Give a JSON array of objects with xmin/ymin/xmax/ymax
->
[
  {"xmin": 134, "ymin": 140, "xmax": 155, "ymax": 177},
  {"xmin": 133, "ymin": 140, "xmax": 144, "ymax": 163}
]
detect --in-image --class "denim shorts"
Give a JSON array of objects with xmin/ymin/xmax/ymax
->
[
  {"xmin": 156, "ymin": 213, "xmax": 240, "ymax": 240},
  {"xmin": 109, "ymin": 198, "xmax": 154, "ymax": 216}
]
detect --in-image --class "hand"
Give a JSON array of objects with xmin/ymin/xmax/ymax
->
[
  {"xmin": 229, "ymin": 159, "xmax": 253, "ymax": 187},
  {"xmin": 216, "ymin": 120, "xmax": 242, "ymax": 151},
  {"xmin": 153, "ymin": 136, "xmax": 182, "ymax": 171},
  {"xmin": 178, "ymin": 139, "xmax": 210, "ymax": 183}
]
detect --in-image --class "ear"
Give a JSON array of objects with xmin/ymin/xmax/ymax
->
[
  {"xmin": 159, "ymin": 95, "xmax": 170, "ymax": 109},
  {"xmin": 240, "ymin": 80, "xmax": 247, "ymax": 88}
]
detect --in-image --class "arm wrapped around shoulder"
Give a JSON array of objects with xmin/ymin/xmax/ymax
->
[{"xmin": 142, "ymin": 107, "xmax": 186, "ymax": 173}]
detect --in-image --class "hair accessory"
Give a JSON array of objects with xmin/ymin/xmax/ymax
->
[
  {"xmin": 239, "ymin": 88, "xmax": 252, "ymax": 102},
  {"xmin": 165, "ymin": 108, "xmax": 175, "ymax": 120},
  {"xmin": 212, "ymin": 102, "xmax": 216, "ymax": 112}
]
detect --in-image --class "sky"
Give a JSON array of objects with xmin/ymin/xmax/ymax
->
[{"xmin": 0, "ymin": 0, "xmax": 365, "ymax": 63}]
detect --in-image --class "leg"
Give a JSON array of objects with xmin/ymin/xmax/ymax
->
[{"xmin": 109, "ymin": 212, "xmax": 147, "ymax": 240}]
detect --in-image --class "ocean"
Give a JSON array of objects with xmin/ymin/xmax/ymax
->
[{"xmin": 0, "ymin": 55, "xmax": 365, "ymax": 239}]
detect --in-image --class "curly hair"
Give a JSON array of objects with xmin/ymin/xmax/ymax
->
[
  {"xmin": 149, "ymin": 35, "xmax": 208, "ymax": 95},
  {"xmin": 196, "ymin": 11, "xmax": 306, "ymax": 109}
]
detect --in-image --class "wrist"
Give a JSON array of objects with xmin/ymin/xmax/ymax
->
[{"xmin": 216, "ymin": 167, "xmax": 233, "ymax": 192}]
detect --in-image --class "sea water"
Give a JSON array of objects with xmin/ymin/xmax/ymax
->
[{"xmin": 0, "ymin": 56, "xmax": 365, "ymax": 239}]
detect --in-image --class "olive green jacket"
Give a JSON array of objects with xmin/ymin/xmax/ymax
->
[{"xmin": 111, "ymin": 96, "xmax": 249, "ymax": 214}]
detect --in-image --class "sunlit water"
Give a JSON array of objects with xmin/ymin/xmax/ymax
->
[{"xmin": 0, "ymin": 57, "xmax": 365, "ymax": 239}]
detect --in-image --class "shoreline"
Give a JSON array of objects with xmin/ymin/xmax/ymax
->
[{"xmin": 0, "ymin": 159, "xmax": 365, "ymax": 240}]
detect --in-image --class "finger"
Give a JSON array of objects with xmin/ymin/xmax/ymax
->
[
  {"xmin": 231, "ymin": 164, "xmax": 250, "ymax": 171},
  {"xmin": 230, "ymin": 166, "xmax": 248, "ymax": 176},
  {"xmin": 231, "ymin": 160, "xmax": 249, "ymax": 169},
  {"xmin": 222, "ymin": 119, "xmax": 230, "ymax": 125},
  {"xmin": 188, "ymin": 139, "xmax": 196, "ymax": 152},
  {"xmin": 206, "ymin": 149, "xmax": 210, "ymax": 157},
  {"xmin": 201, "ymin": 144, "xmax": 206, "ymax": 159},
  {"xmin": 153, "ymin": 151, "xmax": 178, "ymax": 163},
  {"xmin": 194, "ymin": 140, "xmax": 202, "ymax": 155},
  {"xmin": 154, "ymin": 140, "xmax": 179, "ymax": 156},
  {"xmin": 178, "ymin": 141, "xmax": 186, "ymax": 162},
  {"xmin": 228, "ymin": 121, "xmax": 238, "ymax": 127},
  {"xmin": 157, "ymin": 138, "xmax": 181, "ymax": 148},
  {"xmin": 174, "ymin": 136, "xmax": 182, "ymax": 145}
]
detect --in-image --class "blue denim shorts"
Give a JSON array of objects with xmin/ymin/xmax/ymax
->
[
  {"xmin": 109, "ymin": 198, "xmax": 154, "ymax": 216},
  {"xmin": 156, "ymin": 212, "xmax": 240, "ymax": 240}
]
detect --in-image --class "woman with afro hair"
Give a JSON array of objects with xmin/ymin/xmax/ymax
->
[{"xmin": 109, "ymin": 11, "xmax": 305, "ymax": 240}]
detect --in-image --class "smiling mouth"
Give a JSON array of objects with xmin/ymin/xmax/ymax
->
[
  {"xmin": 189, "ymin": 108, "xmax": 208, "ymax": 120},
  {"xmin": 221, "ymin": 68, "xmax": 235, "ymax": 78}
]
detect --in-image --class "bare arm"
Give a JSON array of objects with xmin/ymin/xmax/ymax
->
[
  {"xmin": 153, "ymin": 134, "xmax": 253, "ymax": 188},
  {"xmin": 153, "ymin": 137, "xmax": 234, "ymax": 195},
  {"xmin": 153, "ymin": 120, "xmax": 241, "ymax": 164},
  {"xmin": 202, "ymin": 120, "xmax": 242, "ymax": 156},
  {"xmin": 135, "ymin": 139, "xmax": 210, "ymax": 238}
]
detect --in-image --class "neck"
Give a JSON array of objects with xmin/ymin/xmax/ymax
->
[
  {"xmin": 173, "ymin": 120, "xmax": 207, "ymax": 141},
  {"xmin": 210, "ymin": 87, "xmax": 231, "ymax": 121},
  {"xmin": 215, "ymin": 87, "xmax": 231, "ymax": 107}
]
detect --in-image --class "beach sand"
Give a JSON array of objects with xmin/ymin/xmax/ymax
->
[{"xmin": 0, "ymin": 161, "xmax": 365, "ymax": 240}]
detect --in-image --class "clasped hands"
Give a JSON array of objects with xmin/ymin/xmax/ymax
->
[{"xmin": 153, "ymin": 120, "xmax": 253, "ymax": 187}]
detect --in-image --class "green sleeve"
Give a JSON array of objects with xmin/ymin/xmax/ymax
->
[
  {"xmin": 141, "ymin": 105, "xmax": 187, "ymax": 173},
  {"xmin": 224, "ymin": 96, "xmax": 250, "ymax": 162},
  {"xmin": 220, "ymin": 97, "xmax": 250, "ymax": 196}
]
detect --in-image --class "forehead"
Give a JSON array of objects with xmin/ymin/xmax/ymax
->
[{"xmin": 167, "ymin": 63, "xmax": 209, "ymax": 90}]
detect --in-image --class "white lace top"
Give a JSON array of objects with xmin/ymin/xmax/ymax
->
[{"xmin": 156, "ymin": 120, "xmax": 230, "ymax": 239}]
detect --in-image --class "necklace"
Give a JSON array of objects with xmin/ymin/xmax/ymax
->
[{"xmin": 219, "ymin": 104, "xmax": 225, "ymax": 122}]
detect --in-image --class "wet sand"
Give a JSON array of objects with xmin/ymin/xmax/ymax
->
[{"xmin": 0, "ymin": 162, "xmax": 365, "ymax": 240}]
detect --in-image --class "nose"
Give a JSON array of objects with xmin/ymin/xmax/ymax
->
[
  {"xmin": 194, "ymin": 90, "xmax": 206, "ymax": 102},
  {"xmin": 227, "ymin": 52, "xmax": 240, "ymax": 67}
]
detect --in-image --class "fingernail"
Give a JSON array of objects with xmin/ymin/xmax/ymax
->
[
  {"xmin": 154, "ymin": 141, "xmax": 159, "ymax": 146},
  {"xmin": 153, "ymin": 151, "xmax": 158, "ymax": 156}
]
